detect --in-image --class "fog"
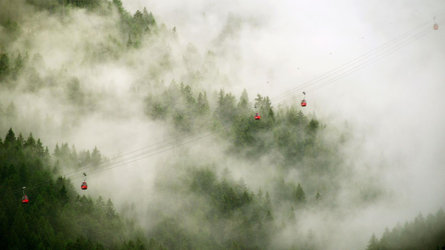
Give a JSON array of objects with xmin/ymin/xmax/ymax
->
[
  {"xmin": 1, "ymin": 0, "xmax": 445, "ymax": 249},
  {"xmin": 124, "ymin": 0, "xmax": 445, "ymax": 238}
]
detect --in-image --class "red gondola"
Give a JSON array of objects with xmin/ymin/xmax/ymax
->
[
  {"xmin": 255, "ymin": 113, "xmax": 261, "ymax": 120},
  {"xmin": 81, "ymin": 172, "xmax": 88, "ymax": 190},
  {"xmin": 433, "ymin": 17, "xmax": 439, "ymax": 30},
  {"xmin": 22, "ymin": 195, "xmax": 29, "ymax": 204},
  {"xmin": 301, "ymin": 91, "xmax": 307, "ymax": 107},
  {"xmin": 22, "ymin": 187, "xmax": 29, "ymax": 204}
]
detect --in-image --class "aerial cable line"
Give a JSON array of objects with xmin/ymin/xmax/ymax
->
[
  {"xmin": 105, "ymin": 132, "xmax": 197, "ymax": 162},
  {"xmin": 301, "ymin": 28, "xmax": 433, "ymax": 93},
  {"xmin": 291, "ymin": 27, "xmax": 432, "ymax": 95},
  {"xmin": 270, "ymin": 20, "xmax": 434, "ymax": 103},
  {"xmin": 59, "ymin": 132, "xmax": 204, "ymax": 179},
  {"xmin": 60, "ymin": 112, "xmax": 233, "ymax": 181},
  {"xmin": 66, "ymin": 132, "xmax": 198, "ymax": 176},
  {"xmin": 271, "ymin": 21, "xmax": 431, "ymax": 102},
  {"xmin": 66, "ymin": 132, "xmax": 214, "ymax": 179},
  {"xmin": 52, "ymin": 18, "xmax": 440, "ymax": 183},
  {"xmin": 65, "ymin": 132, "xmax": 212, "ymax": 178},
  {"xmin": 54, "ymin": 20, "xmax": 435, "ymax": 191},
  {"xmin": 14, "ymin": 131, "xmax": 211, "ymax": 195},
  {"xmin": 15, "ymin": 17, "xmax": 440, "ymax": 196}
]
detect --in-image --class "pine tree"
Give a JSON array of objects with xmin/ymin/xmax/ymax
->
[
  {"xmin": 17, "ymin": 133, "xmax": 24, "ymax": 146},
  {"xmin": 25, "ymin": 133, "xmax": 36, "ymax": 147},
  {"xmin": 197, "ymin": 92, "xmax": 209, "ymax": 115},
  {"xmin": 54, "ymin": 144, "xmax": 60, "ymax": 157},
  {"xmin": 0, "ymin": 53, "xmax": 9, "ymax": 78},
  {"xmin": 366, "ymin": 234, "xmax": 379, "ymax": 250},
  {"xmin": 295, "ymin": 184, "xmax": 306, "ymax": 203},
  {"xmin": 238, "ymin": 89, "xmax": 249, "ymax": 112},
  {"xmin": 4, "ymin": 128, "xmax": 16, "ymax": 145},
  {"xmin": 91, "ymin": 147, "xmax": 101, "ymax": 166}
]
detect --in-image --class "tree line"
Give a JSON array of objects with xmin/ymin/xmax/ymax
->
[{"xmin": 366, "ymin": 210, "xmax": 445, "ymax": 250}]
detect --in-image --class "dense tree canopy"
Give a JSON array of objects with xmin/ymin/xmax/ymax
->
[
  {"xmin": 1, "ymin": 0, "xmax": 444, "ymax": 249},
  {"xmin": 366, "ymin": 210, "xmax": 445, "ymax": 250},
  {"xmin": 0, "ymin": 129, "xmax": 157, "ymax": 249}
]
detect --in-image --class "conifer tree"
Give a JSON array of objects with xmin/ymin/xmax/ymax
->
[{"xmin": 295, "ymin": 184, "xmax": 306, "ymax": 203}]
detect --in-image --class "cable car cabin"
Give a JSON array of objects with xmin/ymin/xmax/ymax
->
[
  {"xmin": 301, "ymin": 99, "xmax": 307, "ymax": 107},
  {"xmin": 81, "ymin": 182, "xmax": 88, "ymax": 190},
  {"xmin": 22, "ymin": 195, "xmax": 29, "ymax": 204},
  {"xmin": 255, "ymin": 113, "xmax": 261, "ymax": 120},
  {"xmin": 434, "ymin": 23, "xmax": 439, "ymax": 30}
]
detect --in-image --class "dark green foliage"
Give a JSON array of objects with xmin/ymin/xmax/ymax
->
[
  {"xmin": 26, "ymin": 0, "xmax": 60, "ymax": 11},
  {"xmin": 26, "ymin": 0, "xmax": 103, "ymax": 11},
  {"xmin": 189, "ymin": 168, "xmax": 273, "ymax": 249},
  {"xmin": 295, "ymin": 183, "xmax": 306, "ymax": 203},
  {"xmin": 53, "ymin": 141, "xmax": 102, "ymax": 171},
  {"xmin": 148, "ymin": 167, "xmax": 273, "ymax": 249},
  {"xmin": 66, "ymin": 0, "xmax": 102, "ymax": 9},
  {"xmin": 307, "ymin": 119, "xmax": 319, "ymax": 136},
  {"xmin": 366, "ymin": 234, "xmax": 379, "ymax": 250},
  {"xmin": 0, "ymin": 0, "xmax": 384, "ymax": 248},
  {"xmin": 143, "ymin": 83, "xmax": 331, "ymax": 168},
  {"xmin": 315, "ymin": 191, "xmax": 321, "ymax": 200},
  {"xmin": 16, "ymin": 0, "xmax": 156, "ymax": 52},
  {"xmin": 66, "ymin": 78, "xmax": 85, "ymax": 105},
  {"xmin": 273, "ymin": 178, "xmax": 307, "ymax": 205},
  {"xmin": 144, "ymin": 82, "xmax": 210, "ymax": 131},
  {"xmin": 216, "ymin": 89, "xmax": 237, "ymax": 126},
  {"xmin": 66, "ymin": 236, "xmax": 105, "ymax": 250},
  {"xmin": 0, "ymin": 53, "xmax": 9, "ymax": 79},
  {"xmin": 149, "ymin": 218, "xmax": 194, "ymax": 250},
  {"xmin": 0, "ymin": 129, "xmax": 147, "ymax": 249},
  {"xmin": 237, "ymin": 89, "xmax": 249, "ymax": 112},
  {"xmin": 2, "ymin": 18, "xmax": 19, "ymax": 33},
  {"xmin": 197, "ymin": 92, "xmax": 210, "ymax": 115},
  {"xmin": 190, "ymin": 168, "xmax": 255, "ymax": 215},
  {"xmin": 112, "ymin": 0, "xmax": 156, "ymax": 48},
  {"xmin": 254, "ymin": 94, "xmax": 274, "ymax": 122},
  {"xmin": 122, "ymin": 237, "xmax": 163, "ymax": 250},
  {"xmin": 366, "ymin": 210, "xmax": 445, "ymax": 250},
  {"xmin": 91, "ymin": 146, "xmax": 101, "ymax": 165}
]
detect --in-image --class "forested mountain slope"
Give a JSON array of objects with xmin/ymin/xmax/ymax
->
[
  {"xmin": 366, "ymin": 210, "xmax": 445, "ymax": 250},
  {"xmin": 1, "ymin": 1, "xmax": 444, "ymax": 250},
  {"xmin": 0, "ymin": 129, "xmax": 161, "ymax": 249}
]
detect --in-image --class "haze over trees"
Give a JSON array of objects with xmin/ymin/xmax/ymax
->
[
  {"xmin": 0, "ymin": 0, "xmax": 444, "ymax": 249},
  {"xmin": 366, "ymin": 210, "xmax": 445, "ymax": 250},
  {"xmin": 0, "ymin": 129, "xmax": 150, "ymax": 249}
]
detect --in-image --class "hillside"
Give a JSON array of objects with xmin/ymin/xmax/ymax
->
[
  {"xmin": 0, "ymin": 129, "xmax": 158, "ymax": 249},
  {"xmin": 366, "ymin": 210, "xmax": 445, "ymax": 250},
  {"xmin": 1, "ymin": 0, "xmax": 444, "ymax": 250}
]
